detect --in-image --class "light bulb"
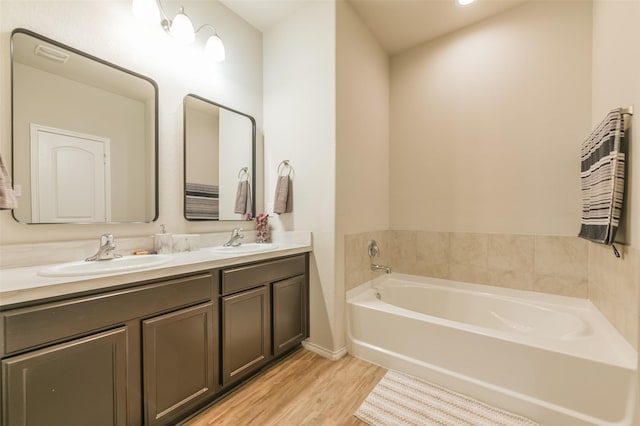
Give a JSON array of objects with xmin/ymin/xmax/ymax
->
[
  {"xmin": 457, "ymin": 0, "xmax": 475, "ymax": 5},
  {"xmin": 170, "ymin": 7, "xmax": 195, "ymax": 44},
  {"xmin": 205, "ymin": 35, "xmax": 226, "ymax": 62},
  {"xmin": 132, "ymin": 0, "xmax": 160, "ymax": 24}
]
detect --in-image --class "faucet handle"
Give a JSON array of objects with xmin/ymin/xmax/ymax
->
[
  {"xmin": 368, "ymin": 240, "xmax": 380, "ymax": 258},
  {"xmin": 100, "ymin": 233, "xmax": 114, "ymax": 245},
  {"xmin": 232, "ymin": 228, "xmax": 243, "ymax": 236}
]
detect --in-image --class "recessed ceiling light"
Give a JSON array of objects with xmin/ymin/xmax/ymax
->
[{"xmin": 457, "ymin": 0, "xmax": 476, "ymax": 6}]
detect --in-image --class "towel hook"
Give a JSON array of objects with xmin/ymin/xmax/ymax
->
[
  {"xmin": 277, "ymin": 160, "xmax": 295, "ymax": 178},
  {"xmin": 237, "ymin": 167, "xmax": 250, "ymax": 181}
]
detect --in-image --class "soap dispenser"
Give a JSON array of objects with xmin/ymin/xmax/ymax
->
[{"xmin": 154, "ymin": 224, "xmax": 173, "ymax": 254}]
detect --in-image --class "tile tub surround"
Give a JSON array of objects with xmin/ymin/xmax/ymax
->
[
  {"xmin": 589, "ymin": 243, "xmax": 640, "ymax": 350},
  {"xmin": 345, "ymin": 230, "xmax": 639, "ymax": 349}
]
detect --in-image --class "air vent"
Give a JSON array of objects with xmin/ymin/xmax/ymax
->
[{"xmin": 34, "ymin": 44, "xmax": 69, "ymax": 63}]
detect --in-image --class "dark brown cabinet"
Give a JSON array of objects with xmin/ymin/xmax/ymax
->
[
  {"xmin": 220, "ymin": 254, "xmax": 308, "ymax": 388},
  {"xmin": 1, "ymin": 327, "xmax": 128, "ymax": 426},
  {"xmin": 272, "ymin": 274, "xmax": 308, "ymax": 356},
  {"xmin": 143, "ymin": 302, "xmax": 217, "ymax": 426},
  {"xmin": 221, "ymin": 286, "xmax": 270, "ymax": 386}
]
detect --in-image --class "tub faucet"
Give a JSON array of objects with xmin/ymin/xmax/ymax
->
[
  {"xmin": 370, "ymin": 264, "xmax": 392, "ymax": 274},
  {"xmin": 223, "ymin": 228, "xmax": 244, "ymax": 247},
  {"xmin": 85, "ymin": 234, "xmax": 122, "ymax": 261}
]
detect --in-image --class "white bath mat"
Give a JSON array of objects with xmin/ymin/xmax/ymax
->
[{"xmin": 355, "ymin": 370, "xmax": 539, "ymax": 426}]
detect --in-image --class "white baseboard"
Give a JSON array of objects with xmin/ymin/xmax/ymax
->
[{"xmin": 302, "ymin": 340, "xmax": 347, "ymax": 361}]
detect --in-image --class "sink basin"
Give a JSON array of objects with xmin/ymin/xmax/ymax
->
[
  {"xmin": 38, "ymin": 255, "xmax": 174, "ymax": 277},
  {"xmin": 204, "ymin": 243, "xmax": 279, "ymax": 255}
]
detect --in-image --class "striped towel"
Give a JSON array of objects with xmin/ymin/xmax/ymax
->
[
  {"xmin": 185, "ymin": 182, "xmax": 219, "ymax": 220},
  {"xmin": 578, "ymin": 109, "xmax": 627, "ymax": 244}
]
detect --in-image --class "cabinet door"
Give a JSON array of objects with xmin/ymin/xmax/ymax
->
[
  {"xmin": 2, "ymin": 327, "xmax": 127, "ymax": 426},
  {"xmin": 222, "ymin": 286, "xmax": 270, "ymax": 387},
  {"xmin": 143, "ymin": 302, "xmax": 216, "ymax": 426},
  {"xmin": 272, "ymin": 275, "xmax": 308, "ymax": 356}
]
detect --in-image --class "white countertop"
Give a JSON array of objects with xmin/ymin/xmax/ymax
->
[{"xmin": 0, "ymin": 241, "xmax": 311, "ymax": 308}]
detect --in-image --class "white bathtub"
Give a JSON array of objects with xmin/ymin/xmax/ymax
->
[{"xmin": 346, "ymin": 273, "xmax": 637, "ymax": 426}]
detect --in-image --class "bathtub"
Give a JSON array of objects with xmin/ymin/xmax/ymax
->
[{"xmin": 346, "ymin": 273, "xmax": 637, "ymax": 426}]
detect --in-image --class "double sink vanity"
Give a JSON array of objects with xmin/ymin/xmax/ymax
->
[{"xmin": 0, "ymin": 235, "xmax": 311, "ymax": 426}]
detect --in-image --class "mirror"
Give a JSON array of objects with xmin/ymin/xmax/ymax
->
[
  {"xmin": 11, "ymin": 29, "xmax": 158, "ymax": 224},
  {"xmin": 183, "ymin": 94, "xmax": 256, "ymax": 221}
]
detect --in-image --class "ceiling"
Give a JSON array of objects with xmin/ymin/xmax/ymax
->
[
  {"xmin": 348, "ymin": 0, "xmax": 528, "ymax": 54},
  {"xmin": 219, "ymin": 0, "xmax": 310, "ymax": 33},
  {"xmin": 220, "ymin": 0, "xmax": 529, "ymax": 55}
]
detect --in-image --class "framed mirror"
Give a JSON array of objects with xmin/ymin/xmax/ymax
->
[
  {"xmin": 11, "ymin": 28, "xmax": 158, "ymax": 224},
  {"xmin": 183, "ymin": 94, "xmax": 256, "ymax": 221}
]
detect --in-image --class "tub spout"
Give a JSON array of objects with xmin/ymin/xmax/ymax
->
[{"xmin": 370, "ymin": 264, "xmax": 391, "ymax": 274}]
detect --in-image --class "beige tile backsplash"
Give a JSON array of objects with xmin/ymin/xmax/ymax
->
[{"xmin": 345, "ymin": 230, "xmax": 639, "ymax": 350}]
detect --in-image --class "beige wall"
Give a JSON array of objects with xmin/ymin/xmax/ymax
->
[
  {"xmin": 263, "ymin": 1, "xmax": 338, "ymax": 353},
  {"xmin": 335, "ymin": 0, "xmax": 389, "ymax": 351},
  {"xmin": 0, "ymin": 0, "xmax": 263, "ymax": 243},
  {"xmin": 389, "ymin": 1, "xmax": 592, "ymax": 236}
]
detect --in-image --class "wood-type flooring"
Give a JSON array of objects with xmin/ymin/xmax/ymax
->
[{"xmin": 184, "ymin": 349, "xmax": 386, "ymax": 425}]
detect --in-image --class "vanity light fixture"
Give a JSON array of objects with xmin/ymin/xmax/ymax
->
[{"xmin": 131, "ymin": 0, "xmax": 225, "ymax": 62}]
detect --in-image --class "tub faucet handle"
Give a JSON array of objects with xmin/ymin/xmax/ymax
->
[{"xmin": 368, "ymin": 240, "xmax": 380, "ymax": 259}]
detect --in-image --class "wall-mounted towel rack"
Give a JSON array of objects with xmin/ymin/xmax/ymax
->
[
  {"xmin": 277, "ymin": 160, "xmax": 295, "ymax": 178},
  {"xmin": 238, "ymin": 167, "xmax": 250, "ymax": 181}
]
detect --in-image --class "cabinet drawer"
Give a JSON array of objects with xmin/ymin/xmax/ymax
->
[
  {"xmin": 2, "ymin": 273, "xmax": 214, "ymax": 356},
  {"xmin": 221, "ymin": 255, "xmax": 305, "ymax": 295}
]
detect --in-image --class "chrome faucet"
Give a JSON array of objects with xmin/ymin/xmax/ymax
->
[
  {"xmin": 223, "ymin": 228, "xmax": 244, "ymax": 247},
  {"xmin": 370, "ymin": 264, "xmax": 392, "ymax": 274},
  {"xmin": 85, "ymin": 234, "xmax": 122, "ymax": 261}
]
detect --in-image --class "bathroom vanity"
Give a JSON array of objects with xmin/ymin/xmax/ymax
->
[{"xmin": 0, "ymin": 246, "xmax": 310, "ymax": 426}]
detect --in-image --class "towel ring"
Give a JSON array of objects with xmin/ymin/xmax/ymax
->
[
  {"xmin": 277, "ymin": 160, "xmax": 295, "ymax": 178},
  {"xmin": 237, "ymin": 167, "xmax": 250, "ymax": 181}
]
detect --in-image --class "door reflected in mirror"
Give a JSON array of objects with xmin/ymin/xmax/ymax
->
[
  {"xmin": 11, "ymin": 29, "xmax": 158, "ymax": 224},
  {"xmin": 183, "ymin": 94, "xmax": 255, "ymax": 221}
]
